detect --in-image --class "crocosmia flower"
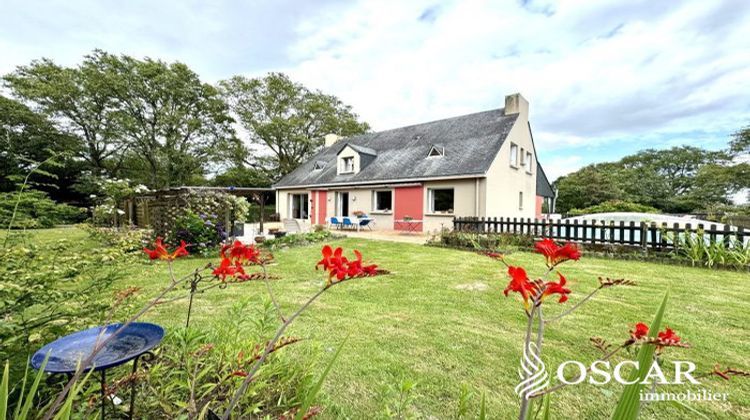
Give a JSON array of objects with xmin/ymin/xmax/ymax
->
[
  {"xmin": 503, "ymin": 266, "xmax": 537, "ymax": 309},
  {"xmin": 316, "ymin": 245, "xmax": 381, "ymax": 285},
  {"xmin": 656, "ymin": 327, "xmax": 681, "ymax": 347},
  {"xmin": 143, "ymin": 237, "xmax": 189, "ymax": 260},
  {"xmin": 630, "ymin": 322, "xmax": 649, "ymax": 340},
  {"xmin": 541, "ymin": 272, "xmax": 571, "ymax": 303},
  {"xmin": 534, "ymin": 239, "xmax": 581, "ymax": 268}
]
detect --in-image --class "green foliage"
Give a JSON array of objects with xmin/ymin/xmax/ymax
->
[
  {"xmin": 261, "ymin": 230, "xmax": 339, "ymax": 250},
  {"xmin": 0, "ymin": 239, "xmax": 122, "ymax": 376},
  {"xmin": 295, "ymin": 335, "xmax": 348, "ymax": 420},
  {"xmin": 82, "ymin": 224, "xmax": 153, "ymax": 254},
  {"xmin": 611, "ymin": 291, "xmax": 669, "ymax": 419},
  {"xmin": 138, "ymin": 299, "xmax": 315, "ymax": 418},
  {"xmin": 219, "ymin": 73, "xmax": 370, "ymax": 180},
  {"xmin": 555, "ymin": 146, "xmax": 747, "ymax": 214},
  {"xmin": 667, "ymin": 230, "xmax": 750, "ymax": 269},
  {"xmin": 212, "ymin": 166, "xmax": 272, "ymax": 188},
  {"xmin": 568, "ymin": 200, "xmax": 660, "ymax": 216},
  {"xmin": 149, "ymin": 190, "xmax": 249, "ymax": 240},
  {"xmin": 380, "ymin": 376, "xmax": 419, "ymax": 419},
  {"xmin": 428, "ymin": 230, "xmax": 535, "ymax": 251},
  {"xmin": 0, "ymin": 190, "xmax": 85, "ymax": 229},
  {"xmin": 168, "ymin": 210, "xmax": 227, "ymax": 255}
]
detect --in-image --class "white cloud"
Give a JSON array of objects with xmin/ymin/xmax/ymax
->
[{"xmin": 283, "ymin": 0, "xmax": 750, "ymax": 156}]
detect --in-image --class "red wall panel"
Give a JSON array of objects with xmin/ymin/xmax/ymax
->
[{"xmin": 394, "ymin": 185, "xmax": 424, "ymax": 231}]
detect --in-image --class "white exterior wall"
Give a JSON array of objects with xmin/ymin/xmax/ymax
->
[
  {"xmin": 422, "ymin": 179, "xmax": 481, "ymax": 233},
  {"xmin": 483, "ymin": 105, "xmax": 537, "ymax": 219}
]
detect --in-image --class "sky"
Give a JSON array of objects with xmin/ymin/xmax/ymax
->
[{"xmin": 1, "ymin": 0, "xmax": 749, "ymax": 181}]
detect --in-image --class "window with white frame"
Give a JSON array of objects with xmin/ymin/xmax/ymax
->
[
  {"xmin": 525, "ymin": 151, "xmax": 533, "ymax": 173},
  {"xmin": 510, "ymin": 143, "xmax": 519, "ymax": 167},
  {"xmin": 373, "ymin": 190, "xmax": 393, "ymax": 212},
  {"xmin": 429, "ymin": 188, "xmax": 454, "ymax": 213},
  {"xmin": 518, "ymin": 191, "xmax": 523, "ymax": 210},
  {"xmin": 340, "ymin": 156, "xmax": 354, "ymax": 173}
]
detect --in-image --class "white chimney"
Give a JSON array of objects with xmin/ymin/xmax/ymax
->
[
  {"xmin": 324, "ymin": 133, "xmax": 342, "ymax": 147},
  {"xmin": 504, "ymin": 93, "xmax": 529, "ymax": 119}
]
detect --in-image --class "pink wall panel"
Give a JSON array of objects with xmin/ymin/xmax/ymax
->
[
  {"xmin": 394, "ymin": 185, "xmax": 424, "ymax": 231},
  {"xmin": 317, "ymin": 191, "xmax": 327, "ymax": 225}
]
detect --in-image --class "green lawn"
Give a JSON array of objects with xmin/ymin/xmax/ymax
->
[{"xmin": 14, "ymin": 228, "xmax": 750, "ymax": 418}]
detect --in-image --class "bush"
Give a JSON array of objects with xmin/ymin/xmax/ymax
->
[
  {"xmin": 568, "ymin": 200, "xmax": 660, "ymax": 216},
  {"xmin": 428, "ymin": 230, "xmax": 536, "ymax": 251},
  {"xmin": 82, "ymin": 224, "xmax": 153, "ymax": 254},
  {"xmin": 137, "ymin": 299, "xmax": 317, "ymax": 418},
  {"xmin": 167, "ymin": 210, "xmax": 227, "ymax": 255},
  {"xmin": 0, "ymin": 238, "xmax": 123, "ymax": 381},
  {"xmin": 0, "ymin": 190, "xmax": 86, "ymax": 229},
  {"xmin": 261, "ymin": 230, "xmax": 340, "ymax": 250}
]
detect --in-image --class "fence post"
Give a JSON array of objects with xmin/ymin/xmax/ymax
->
[{"xmin": 639, "ymin": 222, "xmax": 647, "ymax": 251}]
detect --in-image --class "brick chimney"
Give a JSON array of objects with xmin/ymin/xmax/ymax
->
[
  {"xmin": 324, "ymin": 134, "xmax": 342, "ymax": 147},
  {"xmin": 504, "ymin": 93, "xmax": 529, "ymax": 119}
]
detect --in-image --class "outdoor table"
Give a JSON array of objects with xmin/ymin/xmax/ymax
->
[
  {"xmin": 394, "ymin": 219, "xmax": 422, "ymax": 233},
  {"xmin": 31, "ymin": 322, "xmax": 165, "ymax": 419}
]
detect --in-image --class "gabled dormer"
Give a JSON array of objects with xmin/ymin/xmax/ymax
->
[{"xmin": 336, "ymin": 143, "xmax": 377, "ymax": 175}]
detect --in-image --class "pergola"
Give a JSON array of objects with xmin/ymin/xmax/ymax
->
[{"xmin": 128, "ymin": 186, "xmax": 274, "ymax": 233}]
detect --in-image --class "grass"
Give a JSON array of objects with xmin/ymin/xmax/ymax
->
[{"xmin": 10, "ymin": 228, "xmax": 750, "ymax": 419}]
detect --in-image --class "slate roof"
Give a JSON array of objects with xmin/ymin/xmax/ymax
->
[
  {"xmin": 275, "ymin": 108, "xmax": 519, "ymax": 188},
  {"xmin": 536, "ymin": 162, "xmax": 555, "ymax": 198}
]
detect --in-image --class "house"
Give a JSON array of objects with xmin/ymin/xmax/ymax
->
[{"xmin": 274, "ymin": 93, "xmax": 555, "ymax": 232}]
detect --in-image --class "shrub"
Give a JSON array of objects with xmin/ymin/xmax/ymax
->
[
  {"xmin": 82, "ymin": 224, "xmax": 153, "ymax": 254},
  {"xmin": 0, "ymin": 239, "xmax": 123, "ymax": 381},
  {"xmin": 428, "ymin": 230, "xmax": 535, "ymax": 252},
  {"xmin": 0, "ymin": 190, "xmax": 86, "ymax": 229},
  {"xmin": 261, "ymin": 230, "xmax": 340, "ymax": 250},
  {"xmin": 568, "ymin": 200, "xmax": 660, "ymax": 216},
  {"xmin": 167, "ymin": 210, "xmax": 227, "ymax": 255}
]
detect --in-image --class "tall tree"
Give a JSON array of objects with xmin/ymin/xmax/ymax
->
[
  {"xmin": 0, "ymin": 95, "xmax": 79, "ymax": 194},
  {"xmin": 3, "ymin": 52, "xmax": 125, "ymax": 174},
  {"xmin": 98, "ymin": 52, "xmax": 236, "ymax": 188},
  {"xmin": 219, "ymin": 73, "xmax": 370, "ymax": 179},
  {"xmin": 730, "ymin": 126, "xmax": 750, "ymax": 156},
  {"xmin": 555, "ymin": 145, "xmax": 745, "ymax": 214}
]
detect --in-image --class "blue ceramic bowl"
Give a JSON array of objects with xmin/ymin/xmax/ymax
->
[{"xmin": 31, "ymin": 322, "xmax": 165, "ymax": 373}]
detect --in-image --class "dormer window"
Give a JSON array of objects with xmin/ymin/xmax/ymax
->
[
  {"xmin": 428, "ymin": 145, "xmax": 444, "ymax": 157},
  {"xmin": 341, "ymin": 156, "xmax": 355, "ymax": 173},
  {"xmin": 313, "ymin": 161, "xmax": 326, "ymax": 171}
]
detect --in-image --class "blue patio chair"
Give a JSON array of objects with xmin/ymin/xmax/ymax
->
[
  {"xmin": 341, "ymin": 217, "xmax": 355, "ymax": 230},
  {"xmin": 358, "ymin": 218, "xmax": 374, "ymax": 230},
  {"xmin": 330, "ymin": 216, "xmax": 342, "ymax": 229}
]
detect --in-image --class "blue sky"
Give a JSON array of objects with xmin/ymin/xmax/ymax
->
[{"xmin": 1, "ymin": 0, "xmax": 749, "ymax": 181}]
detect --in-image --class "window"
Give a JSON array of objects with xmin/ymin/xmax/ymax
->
[
  {"xmin": 524, "ymin": 152, "xmax": 533, "ymax": 173},
  {"xmin": 510, "ymin": 143, "xmax": 519, "ymax": 167},
  {"xmin": 429, "ymin": 188, "xmax": 454, "ymax": 213},
  {"xmin": 428, "ymin": 146, "xmax": 444, "ymax": 157},
  {"xmin": 518, "ymin": 191, "xmax": 523, "ymax": 210},
  {"xmin": 313, "ymin": 161, "xmax": 326, "ymax": 171},
  {"xmin": 290, "ymin": 193, "xmax": 309, "ymax": 219},
  {"xmin": 373, "ymin": 190, "xmax": 393, "ymax": 212},
  {"xmin": 340, "ymin": 156, "xmax": 354, "ymax": 173}
]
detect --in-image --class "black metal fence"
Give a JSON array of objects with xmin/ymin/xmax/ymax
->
[{"xmin": 452, "ymin": 217, "xmax": 749, "ymax": 250}]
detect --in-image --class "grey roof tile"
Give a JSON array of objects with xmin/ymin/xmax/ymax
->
[{"xmin": 275, "ymin": 108, "xmax": 518, "ymax": 188}]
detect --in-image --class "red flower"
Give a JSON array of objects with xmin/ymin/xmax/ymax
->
[
  {"xmin": 534, "ymin": 239, "xmax": 581, "ymax": 267},
  {"xmin": 503, "ymin": 266, "xmax": 537, "ymax": 309},
  {"xmin": 657, "ymin": 327, "xmax": 681, "ymax": 347},
  {"xmin": 143, "ymin": 237, "xmax": 189, "ymax": 260},
  {"xmin": 316, "ymin": 245, "xmax": 381, "ymax": 285},
  {"xmin": 630, "ymin": 322, "xmax": 649, "ymax": 340},
  {"xmin": 212, "ymin": 257, "xmax": 246, "ymax": 281},
  {"xmin": 221, "ymin": 240, "xmax": 261, "ymax": 264},
  {"xmin": 541, "ymin": 272, "xmax": 571, "ymax": 303}
]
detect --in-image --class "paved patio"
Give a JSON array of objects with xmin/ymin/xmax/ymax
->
[{"xmin": 335, "ymin": 229, "xmax": 432, "ymax": 244}]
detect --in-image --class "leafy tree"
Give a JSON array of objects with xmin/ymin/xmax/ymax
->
[
  {"xmin": 3, "ymin": 52, "xmax": 125, "ymax": 174},
  {"xmin": 555, "ymin": 145, "xmax": 746, "ymax": 214},
  {"xmin": 0, "ymin": 96, "xmax": 71, "ymax": 191},
  {"xmin": 99, "ymin": 52, "xmax": 237, "ymax": 188},
  {"xmin": 212, "ymin": 166, "xmax": 272, "ymax": 188},
  {"xmin": 219, "ymin": 73, "xmax": 370, "ymax": 180},
  {"xmin": 730, "ymin": 126, "xmax": 750, "ymax": 156},
  {"xmin": 554, "ymin": 163, "xmax": 624, "ymax": 213}
]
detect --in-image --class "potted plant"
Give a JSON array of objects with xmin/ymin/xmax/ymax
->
[
  {"xmin": 403, "ymin": 215, "xmax": 413, "ymax": 221},
  {"xmin": 352, "ymin": 210, "xmax": 366, "ymax": 218}
]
